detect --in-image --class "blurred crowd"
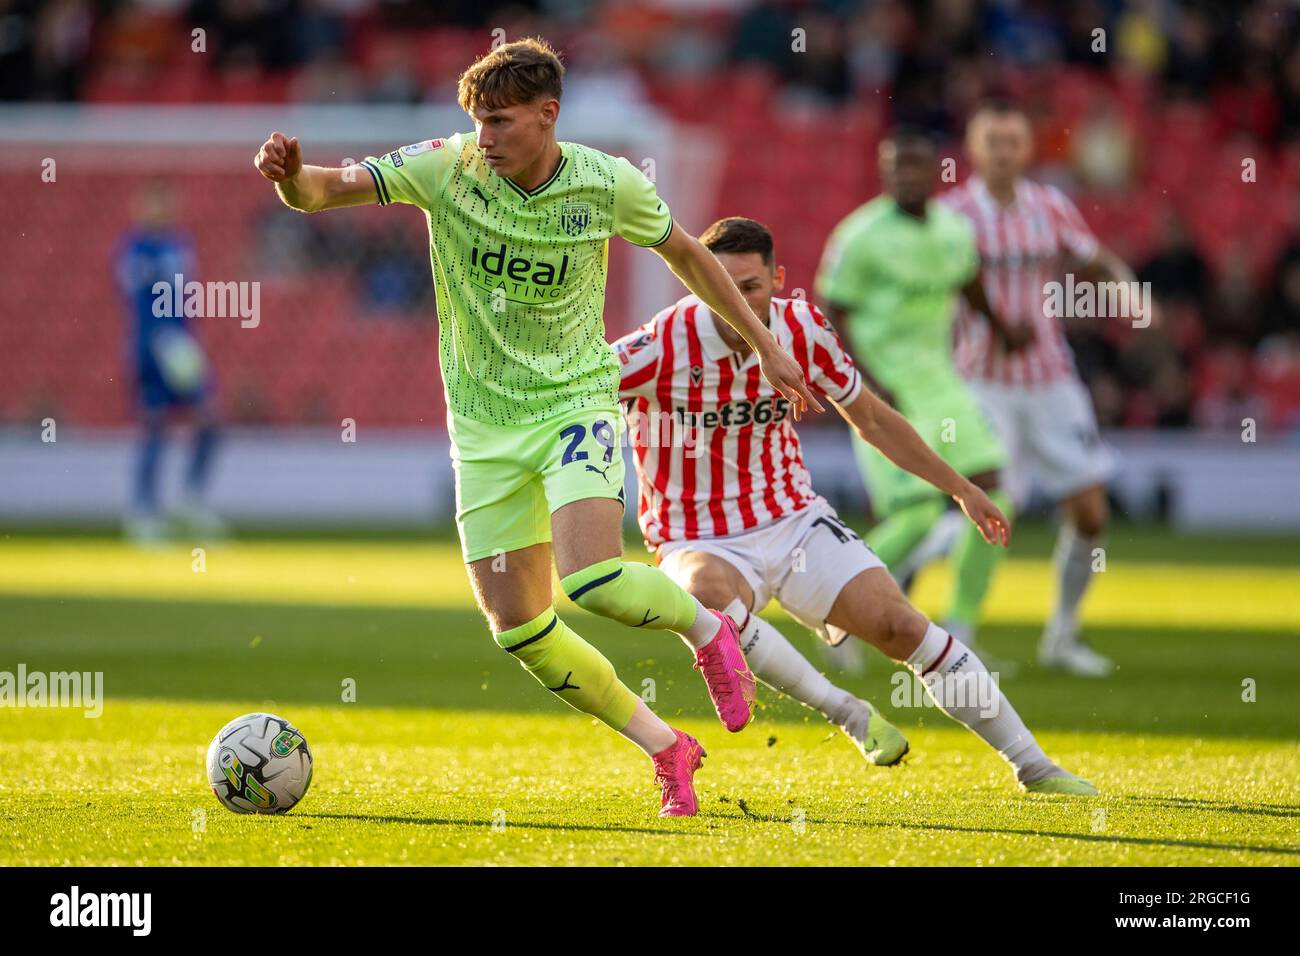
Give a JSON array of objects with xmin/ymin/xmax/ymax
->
[{"xmin": 4, "ymin": 0, "xmax": 1300, "ymax": 434}]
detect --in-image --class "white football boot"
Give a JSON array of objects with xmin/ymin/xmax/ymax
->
[{"xmin": 1039, "ymin": 621, "xmax": 1114, "ymax": 677}]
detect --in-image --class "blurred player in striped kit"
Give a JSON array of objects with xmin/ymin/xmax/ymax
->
[{"xmin": 942, "ymin": 100, "xmax": 1148, "ymax": 676}]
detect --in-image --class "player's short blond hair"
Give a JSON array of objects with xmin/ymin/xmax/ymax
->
[{"xmin": 457, "ymin": 37, "xmax": 565, "ymax": 114}]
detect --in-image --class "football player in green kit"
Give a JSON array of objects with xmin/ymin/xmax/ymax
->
[{"xmin": 253, "ymin": 37, "xmax": 821, "ymax": 818}]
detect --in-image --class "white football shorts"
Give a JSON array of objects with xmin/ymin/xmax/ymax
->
[
  {"xmin": 657, "ymin": 500, "xmax": 884, "ymax": 646},
  {"xmin": 968, "ymin": 375, "xmax": 1116, "ymax": 508}
]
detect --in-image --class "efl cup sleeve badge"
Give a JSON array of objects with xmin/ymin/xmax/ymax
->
[
  {"xmin": 618, "ymin": 328, "xmax": 656, "ymax": 364},
  {"xmin": 561, "ymin": 201, "xmax": 592, "ymax": 237},
  {"xmin": 401, "ymin": 139, "xmax": 442, "ymax": 157}
]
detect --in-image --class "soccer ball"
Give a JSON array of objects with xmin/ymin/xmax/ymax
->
[{"xmin": 206, "ymin": 712, "xmax": 313, "ymax": 814}]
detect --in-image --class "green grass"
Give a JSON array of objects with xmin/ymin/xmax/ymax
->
[{"xmin": 0, "ymin": 526, "xmax": 1297, "ymax": 866}]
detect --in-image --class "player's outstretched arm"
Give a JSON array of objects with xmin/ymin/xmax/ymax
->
[
  {"xmin": 253, "ymin": 132, "xmax": 379, "ymax": 213},
  {"xmin": 651, "ymin": 225, "xmax": 824, "ymax": 420},
  {"xmin": 835, "ymin": 384, "xmax": 1010, "ymax": 547}
]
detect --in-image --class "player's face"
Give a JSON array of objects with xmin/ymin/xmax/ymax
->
[
  {"xmin": 134, "ymin": 184, "xmax": 174, "ymax": 227},
  {"xmin": 472, "ymin": 98, "xmax": 558, "ymax": 178},
  {"xmin": 968, "ymin": 112, "xmax": 1032, "ymax": 184},
  {"xmin": 714, "ymin": 251, "xmax": 785, "ymax": 325},
  {"xmin": 880, "ymin": 141, "xmax": 936, "ymax": 209}
]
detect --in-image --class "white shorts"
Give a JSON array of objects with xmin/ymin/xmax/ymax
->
[
  {"xmin": 656, "ymin": 501, "xmax": 884, "ymax": 646},
  {"xmin": 968, "ymin": 376, "xmax": 1116, "ymax": 508}
]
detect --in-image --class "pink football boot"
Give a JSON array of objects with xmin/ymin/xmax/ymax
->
[
  {"xmin": 652, "ymin": 729, "xmax": 706, "ymax": 817},
  {"xmin": 692, "ymin": 610, "xmax": 757, "ymax": 732}
]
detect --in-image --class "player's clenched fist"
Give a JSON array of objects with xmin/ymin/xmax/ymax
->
[{"xmin": 254, "ymin": 131, "xmax": 303, "ymax": 182}]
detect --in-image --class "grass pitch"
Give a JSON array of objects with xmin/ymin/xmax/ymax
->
[{"xmin": 0, "ymin": 524, "xmax": 1297, "ymax": 866}]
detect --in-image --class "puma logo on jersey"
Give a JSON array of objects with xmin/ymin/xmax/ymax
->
[
  {"xmin": 636, "ymin": 610, "xmax": 660, "ymax": 627},
  {"xmin": 471, "ymin": 186, "xmax": 494, "ymax": 213},
  {"xmin": 584, "ymin": 463, "xmax": 611, "ymax": 482}
]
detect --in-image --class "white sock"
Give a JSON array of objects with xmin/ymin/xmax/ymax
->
[
  {"xmin": 906, "ymin": 622, "xmax": 1063, "ymax": 784},
  {"xmin": 726, "ymin": 599, "xmax": 863, "ymax": 728},
  {"xmin": 680, "ymin": 598, "xmax": 722, "ymax": 650},
  {"xmin": 1049, "ymin": 526, "xmax": 1100, "ymax": 642}
]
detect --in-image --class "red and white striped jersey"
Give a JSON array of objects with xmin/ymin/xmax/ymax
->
[
  {"xmin": 614, "ymin": 294, "xmax": 862, "ymax": 549},
  {"xmin": 941, "ymin": 176, "xmax": 1100, "ymax": 386}
]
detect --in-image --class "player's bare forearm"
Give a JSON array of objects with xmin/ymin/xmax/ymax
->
[
  {"xmin": 253, "ymin": 132, "xmax": 377, "ymax": 213},
  {"xmin": 275, "ymin": 165, "xmax": 378, "ymax": 213},
  {"xmin": 274, "ymin": 166, "xmax": 329, "ymax": 212},
  {"xmin": 839, "ymin": 386, "xmax": 1011, "ymax": 542},
  {"xmin": 652, "ymin": 225, "xmax": 823, "ymax": 417},
  {"xmin": 842, "ymin": 386, "xmax": 1010, "ymax": 544}
]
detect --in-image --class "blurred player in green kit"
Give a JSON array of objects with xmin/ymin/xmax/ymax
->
[{"xmin": 816, "ymin": 129, "xmax": 1031, "ymax": 659}]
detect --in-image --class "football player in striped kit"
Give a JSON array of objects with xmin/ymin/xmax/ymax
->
[
  {"xmin": 615, "ymin": 217, "xmax": 1097, "ymax": 795},
  {"xmin": 942, "ymin": 100, "xmax": 1146, "ymax": 676}
]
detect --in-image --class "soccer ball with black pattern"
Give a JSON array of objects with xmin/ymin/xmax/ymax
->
[{"xmin": 206, "ymin": 713, "xmax": 313, "ymax": 814}]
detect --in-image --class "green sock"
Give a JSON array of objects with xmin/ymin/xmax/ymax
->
[
  {"xmin": 946, "ymin": 488, "xmax": 1013, "ymax": 627},
  {"xmin": 560, "ymin": 556, "xmax": 700, "ymax": 632},
  {"xmin": 494, "ymin": 608, "xmax": 640, "ymax": 731},
  {"xmin": 866, "ymin": 497, "xmax": 946, "ymax": 568}
]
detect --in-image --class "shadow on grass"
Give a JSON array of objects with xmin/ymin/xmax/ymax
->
[
  {"xmin": 1117, "ymin": 794, "xmax": 1300, "ymax": 820},
  {"xmin": 716, "ymin": 798, "xmax": 1300, "ymax": 857},
  {"xmin": 302, "ymin": 792, "xmax": 1300, "ymax": 856},
  {"xmin": 300, "ymin": 811, "xmax": 710, "ymax": 838}
]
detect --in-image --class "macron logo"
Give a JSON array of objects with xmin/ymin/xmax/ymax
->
[{"xmin": 50, "ymin": 886, "xmax": 151, "ymax": 936}]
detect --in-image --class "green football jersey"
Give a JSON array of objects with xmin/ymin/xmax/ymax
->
[
  {"xmin": 362, "ymin": 133, "xmax": 674, "ymax": 425},
  {"xmin": 815, "ymin": 196, "xmax": 978, "ymax": 400}
]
